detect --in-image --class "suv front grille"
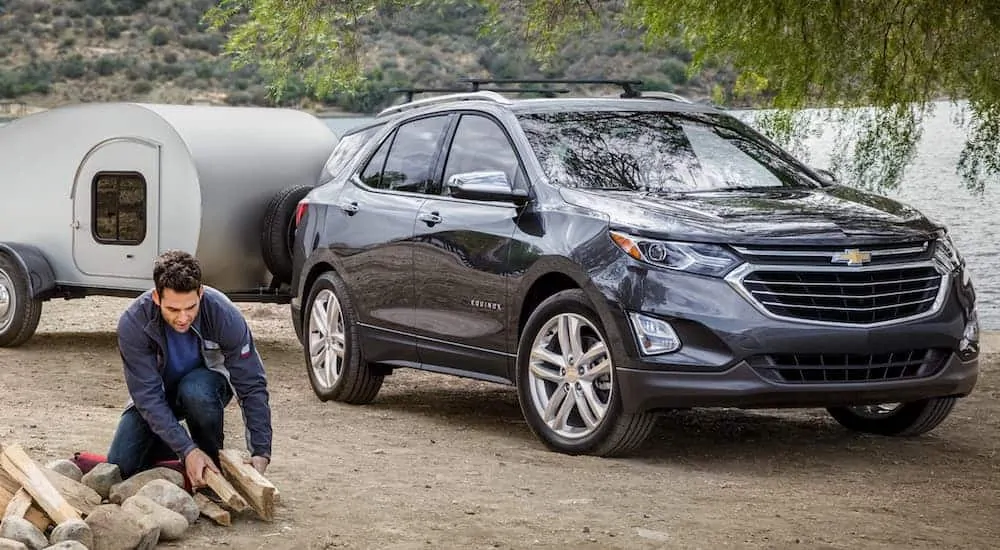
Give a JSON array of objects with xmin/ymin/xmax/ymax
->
[
  {"xmin": 749, "ymin": 348, "xmax": 947, "ymax": 384},
  {"xmin": 736, "ymin": 265, "xmax": 943, "ymax": 325}
]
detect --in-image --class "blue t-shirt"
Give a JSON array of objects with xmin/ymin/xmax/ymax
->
[{"xmin": 164, "ymin": 327, "xmax": 204, "ymax": 390}]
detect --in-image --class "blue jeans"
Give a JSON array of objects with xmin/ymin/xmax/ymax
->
[{"xmin": 107, "ymin": 367, "xmax": 233, "ymax": 478}]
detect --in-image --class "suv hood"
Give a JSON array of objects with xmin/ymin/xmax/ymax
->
[{"xmin": 559, "ymin": 185, "xmax": 942, "ymax": 246}]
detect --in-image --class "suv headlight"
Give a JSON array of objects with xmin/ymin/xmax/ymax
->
[
  {"xmin": 610, "ymin": 231, "xmax": 742, "ymax": 277},
  {"xmin": 934, "ymin": 233, "xmax": 972, "ymax": 286}
]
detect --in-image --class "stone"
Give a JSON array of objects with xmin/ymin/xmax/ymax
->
[
  {"xmin": 134, "ymin": 480, "xmax": 198, "ymax": 525},
  {"xmin": 44, "ymin": 460, "xmax": 82, "ymax": 483},
  {"xmin": 108, "ymin": 467, "xmax": 184, "ymax": 504},
  {"xmin": 0, "ymin": 518, "xmax": 46, "ymax": 550},
  {"xmin": 42, "ymin": 543, "xmax": 88, "ymax": 550},
  {"xmin": 81, "ymin": 462, "xmax": 122, "ymax": 501},
  {"xmin": 84, "ymin": 504, "xmax": 160, "ymax": 550},
  {"xmin": 0, "ymin": 538, "xmax": 28, "ymax": 550},
  {"xmin": 49, "ymin": 520, "xmax": 92, "ymax": 549},
  {"xmin": 122, "ymin": 495, "xmax": 189, "ymax": 541}
]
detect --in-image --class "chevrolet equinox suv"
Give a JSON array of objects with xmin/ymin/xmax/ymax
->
[{"xmin": 288, "ymin": 82, "xmax": 979, "ymax": 457}]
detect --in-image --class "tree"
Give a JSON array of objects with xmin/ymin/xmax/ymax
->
[{"xmin": 205, "ymin": 0, "xmax": 1000, "ymax": 193}]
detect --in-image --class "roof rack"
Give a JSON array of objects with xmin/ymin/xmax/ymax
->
[
  {"xmin": 376, "ymin": 90, "xmax": 513, "ymax": 118},
  {"xmin": 459, "ymin": 78, "xmax": 646, "ymax": 98},
  {"xmin": 390, "ymin": 87, "xmax": 571, "ymax": 103}
]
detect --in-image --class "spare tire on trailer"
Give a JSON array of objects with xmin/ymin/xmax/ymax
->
[{"xmin": 261, "ymin": 185, "xmax": 313, "ymax": 285}]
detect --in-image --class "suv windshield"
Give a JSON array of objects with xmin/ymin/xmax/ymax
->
[{"xmin": 517, "ymin": 110, "xmax": 823, "ymax": 192}]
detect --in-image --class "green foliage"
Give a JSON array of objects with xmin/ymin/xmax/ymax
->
[{"xmin": 204, "ymin": 0, "xmax": 1000, "ymax": 192}]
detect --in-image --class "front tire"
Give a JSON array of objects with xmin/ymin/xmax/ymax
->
[
  {"xmin": 826, "ymin": 398, "xmax": 957, "ymax": 436},
  {"xmin": 516, "ymin": 289, "xmax": 656, "ymax": 457},
  {"xmin": 0, "ymin": 253, "xmax": 42, "ymax": 348},
  {"xmin": 302, "ymin": 271, "xmax": 383, "ymax": 404}
]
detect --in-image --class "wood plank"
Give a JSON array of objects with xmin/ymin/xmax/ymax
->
[
  {"xmin": 0, "ymin": 443, "xmax": 80, "ymax": 524},
  {"xmin": 203, "ymin": 469, "xmax": 249, "ymax": 512},
  {"xmin": 0, "ymin": 482, "xmax": 51, "ymax": 532},
  {"xmin": 194, "ymin": 492, "xmax": 231, "ymax": 526},
  {"xmin": 3, "ymin": 488, "xmax": 33, "ymax": 519},
  {"xmin": 42, "ymin": 469, "xmax": 102, "ymax": 516}
]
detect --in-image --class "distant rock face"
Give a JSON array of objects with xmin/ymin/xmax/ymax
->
[
  {"xmin": 49, "ymin": 519, "xmax": 93, "ymax": 549},
  {"xmin": 81, "ymin": 462, "xmax": 123, "ymax": 500},
  {"xmin": 108, "ymin": 467, "xmax": 185, "ymax": 504},
  {"xmin": 44, "ymin": 460, "xmax": 82, "ymax": 483},
  {"xmin": 84, "ymin": 504, "xmax": 161, "ymax": 550},
  {"xmin": 0, "ymin": 518, "xmax": 46, "ymax": 550}
]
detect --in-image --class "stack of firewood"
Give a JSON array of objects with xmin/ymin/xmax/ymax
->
[{"xmin": 0, "ymin": 441, "xmax": 278, "ymax": 550}]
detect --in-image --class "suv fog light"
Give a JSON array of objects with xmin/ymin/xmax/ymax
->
[
  {"xmin": 628, "ymin": 312, "xmax": 681, "ymax": 355},
  {"xmin": 959, "ymin": 311, "xmax": 980, "ymax": 361}
]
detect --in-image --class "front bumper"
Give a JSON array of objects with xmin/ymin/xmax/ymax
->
[
  {"xmin": 617, "ymin": 353, "xmax": 978, "ymax": 413},
  {"xmin": 592, "ymin": 256, "xmax": 980, "ymax": 414}
]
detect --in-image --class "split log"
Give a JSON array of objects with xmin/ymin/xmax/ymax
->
[
  {"xmin": 2, "ymin": 488, "xmax": 33, "ymax": 519},
  {"xmin": 193, "ymin": 492, "xmax": 231, "ymax": 526},
  {"xmin": 0, "ymin": 443, "xmax": 80, "ymax": 524},
  {"xmin": 218, "ymin": 449, "xmax": 276, "ymax": 521},
  {"xmin": 0, "ymin": 472, "xmax": 51, "ymax": 531},
  {"xmin": 203, "ymin": 469, "xmax": 248, "ymax": 512}
]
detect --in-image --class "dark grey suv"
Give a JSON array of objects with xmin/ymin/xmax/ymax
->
[{"xmin": 289, "ymin": 80, "xmax": 979, "ymax": 456}]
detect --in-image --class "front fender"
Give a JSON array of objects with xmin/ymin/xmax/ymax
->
[{"xmin": 0, "ymin": 242, "xmax": 57, "ymax": 299}]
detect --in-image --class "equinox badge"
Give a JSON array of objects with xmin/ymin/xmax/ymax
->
[{"xmin": 831, "ymin": 248, "xmax": 872, "ymax": 266}]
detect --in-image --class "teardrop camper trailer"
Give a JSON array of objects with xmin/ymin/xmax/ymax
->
[{"xmin": 0, "ymin": 102, "xmax": 339, "ymax": 347}]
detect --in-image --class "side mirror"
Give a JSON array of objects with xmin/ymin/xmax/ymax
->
[{"xmin": 446, "ymin": 171, "xmax": 529, "ymax": 205}]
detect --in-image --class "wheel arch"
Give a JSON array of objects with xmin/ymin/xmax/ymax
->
[{"xmin": 0, "ymin": 242, "xmax": 57, "ymax": 299}]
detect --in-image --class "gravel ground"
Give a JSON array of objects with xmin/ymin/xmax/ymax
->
[{"xmin": 0, "ymin": 296, "xmax": 996, "ymax": 549}]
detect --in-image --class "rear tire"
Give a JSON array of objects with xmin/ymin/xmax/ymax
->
[
  {"xmin": 516, "ymin": 289, "xmax": 656, "ymax": 457},
  {"xmin": 826, "ymin": 398, "xmax": 957, "ymax": 436},
  {"xmin": 0, "ymin": 253, "xmax": 42, "ymax": 348},
  {"xmin": 261, "ymin": 185, "xmax": 312, "ymax": 284},
  {"xmin": 302, "ymin": 271, "xmax": 383, "ymax": 404}
]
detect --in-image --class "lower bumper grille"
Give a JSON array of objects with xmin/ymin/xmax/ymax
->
[{"xmin": 749, "ymin": 349, "xmax": 948, "ymax": 384}]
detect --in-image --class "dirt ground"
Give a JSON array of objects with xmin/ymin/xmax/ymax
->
[{"xmin": 0, "ymin": 297, "xmax": 996, "ymax": 550}]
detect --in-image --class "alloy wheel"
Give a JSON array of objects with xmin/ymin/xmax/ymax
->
[
  {"xmin": 0, "ymin": 269, "xmax": 14, "ymax": 333},
  {"xmin": 307, "ymin": 288, "xmax": 346, "ymax": 391},
  {"xmin": 526, "ymin": 313, "xmax": 613, "ymax": 439}
]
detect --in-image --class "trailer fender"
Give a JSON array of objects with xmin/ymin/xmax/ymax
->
[{"xmin": 0, "ymin": 243, "xmax": 57, "ymax": 299}]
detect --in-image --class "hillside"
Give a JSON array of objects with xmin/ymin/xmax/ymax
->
[{"xmin": 0, "ymin": 0, "xmax": 735, "ymax": 115}]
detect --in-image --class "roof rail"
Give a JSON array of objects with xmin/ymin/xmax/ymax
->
[
  {"xmin": 376, "ymin": 90, "xmax": 513, "ymax": 118},
  {"xmin": 632, "ymin": 91, "xmax": 694, "ymax": 104}
]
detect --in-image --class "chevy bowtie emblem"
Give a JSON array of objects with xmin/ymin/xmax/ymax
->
[{"xmin": 832, "ymin": 248, "xmax": 872, "ymax": 266}]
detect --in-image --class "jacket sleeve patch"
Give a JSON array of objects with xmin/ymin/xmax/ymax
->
[{"xmin": 240, "ymin": 342, "xmax": 252, "ymax": 359}]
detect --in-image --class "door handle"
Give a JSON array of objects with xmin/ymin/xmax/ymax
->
[
  {"xmin": 340, "ymin": 201, "xmax": 360, "ymax": 215},
  {"xmin": 418, "ymin": 212, "xmax": 442, "ymax": 226}
]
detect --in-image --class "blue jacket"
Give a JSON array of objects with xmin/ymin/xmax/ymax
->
[{"xmin": 116, "ymin": 286, "xmax": 272, "ymax": 461}]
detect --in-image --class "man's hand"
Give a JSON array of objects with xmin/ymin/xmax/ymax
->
[
  {"xmin": 246, "ymin": 455, "xmax": 269, "ymax": 475},
  {"xmin": 184, "ymin": 448, "xmax": 220, "ymax": 489}
]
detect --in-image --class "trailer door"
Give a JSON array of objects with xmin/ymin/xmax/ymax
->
[{"xmin": 72, "ymin": 138, "xmax": 160, "ymax": 280}]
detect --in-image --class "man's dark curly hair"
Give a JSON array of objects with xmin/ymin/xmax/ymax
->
[{"xmin": 153, "ymin": 250, "xmax": 202, "ymax": 296}]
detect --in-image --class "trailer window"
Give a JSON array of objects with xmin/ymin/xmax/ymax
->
[{"xmin": 93, "ymin": 172, "xmax": 146, "ymax": 245}]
